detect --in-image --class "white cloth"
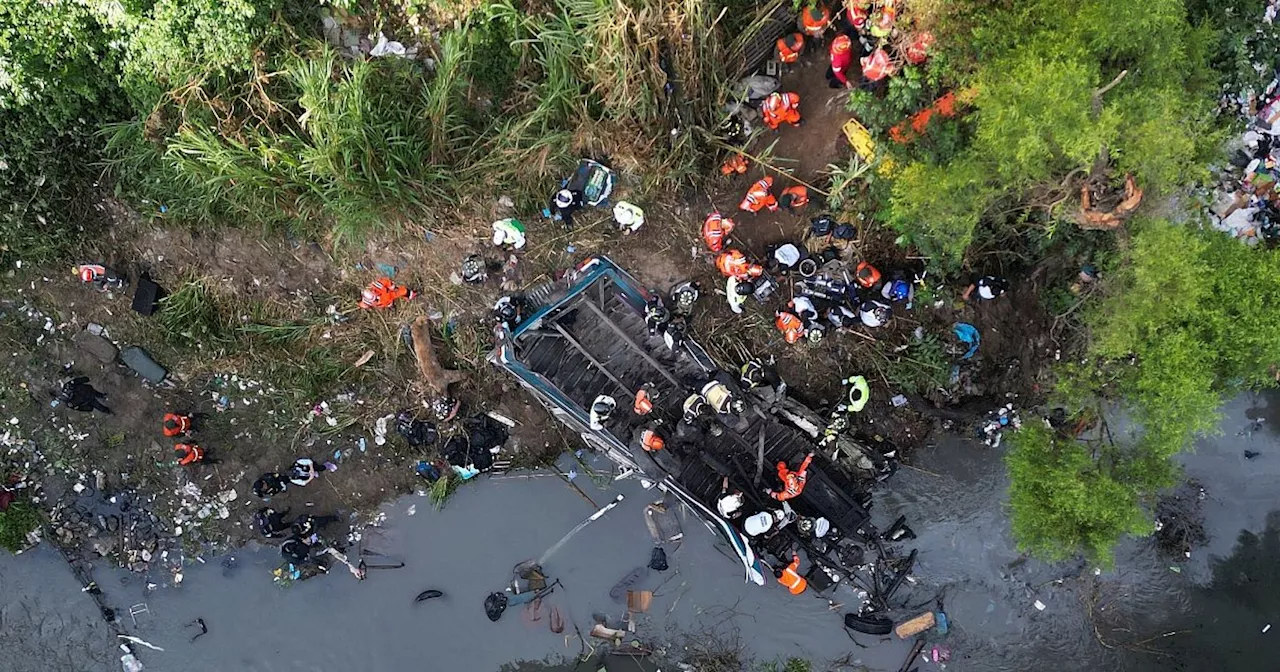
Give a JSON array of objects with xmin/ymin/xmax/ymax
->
[
  {"xmin": 773, "ymin": 243, "xmax": 801, "ymax": 268},
  {"xmin": 726, "ymin": 277, "xmax": 746, "ymax": 314},
  {"xmin": 860, "ymin": 306, "xmax": 885, "ymax": 328},
  {"xmin": 717, "ymin": 492, "xmax": 744, "ymax": 518}
]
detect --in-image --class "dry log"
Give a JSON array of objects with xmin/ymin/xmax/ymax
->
[
  {"xmin": 410, "ymin": 316, "xmax": 465, "ymax": 395},
  {"xmin": 1077, "ymin": 173, "xmax": 1143, "ymax": 230}
]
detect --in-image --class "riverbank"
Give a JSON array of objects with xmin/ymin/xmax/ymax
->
[{"xmin": 5, "ymin": 392, "xmax": 1276, "ymax": 671}]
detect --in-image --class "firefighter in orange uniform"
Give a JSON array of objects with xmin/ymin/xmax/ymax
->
[
  {"xmin": 716, "ymin": 250, "xmax": 764, "ymax": 280},
  {"xmin": 761, "ymin": 92, "xmax": 802, "ymax": 130},
  {"xmin": 359, "ymin": 277, "xmax": 416, "ymax": 309},
  {"xmin": 174, "ymin": 443, "xmax": 206, "ymax": 466},
  {"xmin": 800, "ymin": 5, "xmax": 831, "ymax": 38},
  {"xmin": 767, "ymin": 452, "xmax": 814, "ymax": 501},
  {"xmin": 162, "ymin": 413, "xmax": 193, "ymax": 438},
  {"xmin": 720, "ymin": 154, "xmax": 748, "ymax": 176},
  {"xmin": 776, "ymin": 33, "xmax": 805, "ymax": 64},
  {"xmin": 779, "ymin": 186, "xmax": 809, "ymax": 212},
  {"xmin": 774, "ymin": 553, "xmax": 809, "ymax": 594},
  {"xmin": 702, "ymin": 212, "xmax": 736, "ymax": 252},
  {"xmin": 739, "ymin": 176, "xmax": 779, "ymax": 213},
  {"xmin": 775, "ymin": 311, "xmax": 806, "ymax": 344}
]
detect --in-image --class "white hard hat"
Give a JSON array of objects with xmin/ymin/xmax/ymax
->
[
  {"xmin": 744, "ymin": 512, "xmax": 773, "ymax": 536},
  {"xmin": 555, "ymin": 189, "xmax": 574, "ymax": 208},
  {"xmin": 814, "ymin": 517, "xmax": 831, "ymax": 538}
]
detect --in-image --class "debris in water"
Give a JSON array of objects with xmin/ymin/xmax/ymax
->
[
  {"xmin": 407, "ymin": 504, "xmax": 417, "ymax": 516},
  {"xmin": 1033, "ymin": 599, "xmax": 1046, "ymax": 611},
  {"xmin": 1264, "ymin": 624, "xmax": 1272, "ymax": 634}
]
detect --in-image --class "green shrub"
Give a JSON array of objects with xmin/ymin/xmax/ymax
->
[{"xmin": 0, "ymin": 500, "xmax": 42, "ymax": 553}]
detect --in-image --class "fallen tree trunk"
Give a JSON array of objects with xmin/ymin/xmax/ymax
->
[{"xmin": 410, "ymin": 316, "xmax": 465, "ymax": 396}]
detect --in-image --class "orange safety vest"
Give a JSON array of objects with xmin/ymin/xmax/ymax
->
[
  {"xmin": 720, "ymin": 154, "xmax": 748, "ymax": 176},
  {"xmin": 780, "ymin": 186, "xmax": 809, "ymax": 211},
  {"xmin": 847, "ymin": 2, "xmax": 870, "ymax": 30},
  {"xmin": 775, "ymin": 312, "xmax": 805, "ymax": 344},
  {"xmin": 162, "ymin": 413, "xmax": 191, "ymax": 437},
  {"xmin": 702, "ymin": 213, "xmax": 736, "ymax": 252},
  {"xmin": 739, "ymin": 177, "xmax": 778, "ymax": 213},
  {"xmin": 776, "ymin": 33, "xmax": 804, "ymax": 64},
  {"xmin": 771, "ymin": 454, "xmax": 813, "ymax": 500},
  {"xmin": 861, "ymin": 48, "xmax": 893, "ymax": 82},
  {"xmin": 801, "ymin": 5, "xmax": 831, "ymax": 37},
  {"xmin": 716, "ymin": 251, "xmax": 762, "ymax": 280},
  {"xmin": 854, "ymin": 261, "xmax": 881, "ymax": 288},
  {"xmin": 640, "ymin": 429, "xmax": 665, "ymax": 452},
  {"xmin": 778, "ymin": 555, "xmax": 808, "ymax": 594},
  {"xmin": 634, "ymin": 388, "xmax": 654, "ymax": 415},
  {"xmin": 762, "ymin": 93, "xmax": 802, "ymax": 130},
  {"xmin": 174, "ymin": 443, "xmax": 205, "ymax": 466},
  {"xmin": 359, "ymin": 277, "xmax": 410, "ymax": 309}
]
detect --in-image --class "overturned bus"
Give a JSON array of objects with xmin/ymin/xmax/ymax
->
[{"xmin": 490, "ymin": 256, "xmax": 896, "ymax": 590}]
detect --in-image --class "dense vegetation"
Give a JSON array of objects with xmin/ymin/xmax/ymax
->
[{"xmin": 3, "ymin": 0, "xmax": 1279, "ymax": 565}]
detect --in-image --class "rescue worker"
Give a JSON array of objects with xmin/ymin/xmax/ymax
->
[
  {"xmin": 827, "ymin": 34, "xmax": 856, "ymax": 88},
  {"xmin": 963, "ymin": 275, "xmax": 1010, "ymax": 301},
  {"xmin": 702, "ymin": 212, "xmax": 736, "ymax": 252},
  {"xmin": 854, "ymin": 261, "xmax": 881, "ymax": 289},
  {"xmin": 775, "ymin": 310, "xmax": 806, "ymax": 344},
  {"xmin": 845, "ymin": 0, "xmax": 871, "ymax": 32},
  {"xmin": 280, "ymin": 536, "xmax": 314, "ymax": 565},
  {"xmin": 491, "ymin": 218, "xmax": 526, "ymax": 249},
  {"xmin": 776, "ymin": 33, "xmax": 805, "ymax": 64},
  {"xmin": 76, "ymin": 264, "xmax": 126, "ymax": 292},
  {"xmin": 289, "ymin": 457, "xmax": 332, "ymax": 487},
  {"xmin": 859, "ymin": 299, "xmax": 891, "ymax": 328},
  {"xmin": 57, "ymin": 376, "xmax": 111, "ymax": 414},
  {"xmin": 761, "ymin": 92, "xmax": 802, "ymax": 130},
  {"xmin": 670, "ymin": 281, "xmax": 700, "ymax": 316},
  {"xmin": 549, "ymin": 188, "xmax": 583, "ymax": 229},
  {"xmin": 254, "ymin": 506, "xmax": 292, "ymax": 539},
  {"xmin": 639, "ymin": 428, "xmax": 665, "ymax": 452},
  {"xmin": 682, "ymin": 392, "xmax": 710, "ymax": 424},
  {"xmin": 717, "ymin": 477, "xmax": 745, "ymax": 519},
  {"xmin": 767, "ymin": 452, "xmax": 814, "ymax": 501},
  {"xmin": 492, "ymin": 295, "xmax": 524, "ymax": 331},
  {"xmin": 740, "ymin": 358, "xmax": 784, "ymax": 393},
  {"xmin": 839, "ymin": 375, "xmax": 870, "ymax": 413},
  {"xmin": 173, "ymin": 443, "xmax": 208, "ymax": 466},
  {"xmin": 779, "ymin": 185, "xmax": 810, "ymax": 212},
  {"xmin": 870, "ymin": 0, "xmax": 897, "ymax": 38},
  {"xmin": 715, "ymin": 249, "xmax": 764, "ymax": 280},
  {"xmin": 359, "ymin": 277, "xmax": 415, "ymax": 309},
  {"xmin": 880, "ymin": 273, "xmax": 914, "ymax": 303},
  {"xmin": 633, "ymin": 383, "xmax": 658, "ymax": 415},
  {"xmin": 253, "ymin": 472, "xmax": 289, "ymax": 499},
  {"xmin": 739, "ymin": 176, "xmax": 779, "ymax": 213},
  {"xmin": 613, "ymin": 201, "xmax": 645, "ymax": 234},
  {"xmin": 720, "ymin": 154, "xmax": 748, "ymax": 176},
  {"xmin": 162, "ymin": 412, "xmax": 193, "ymax": 437},
  {"xmin": 590, "ymin": 395, "xmax": 617, "ymax": 430},
  {"xmin": 861, "ymin": 47, "xmax": 893, "ymax": 83},
  {"xmin": 790, "ymin": 296, "xmax": 819, "ymax": 324},
  {"xmin": 726, "ymin": 276, "xmax": 752, "ymax": 314},
  {"xmin": 744, "ymin": 511, "xmax": 775, "ymax": 537},
  {"xmin": 292, "ymin": 513, "xmax": 340, "ymax": 540},
  {"xmin": 701, "ymin": 379, "xmax": 744, "ymax": 414},
  {"xmin": 644, "ymin": 295, "xmax": 671, "ymax": 335},
  {"xmin": 768, "ymin": 242, "xmax": 804, "ymax": 275},
  {"xmin": 774, "ymin": 552, "xmax": 809, "ymax": 595},
  {"xmin": 801, "ymin": 4, "xmax": 831, "ymax": 37},
  {"xmin": 826, "ymin": 304, "xmax": 859, "ymax": 330}
]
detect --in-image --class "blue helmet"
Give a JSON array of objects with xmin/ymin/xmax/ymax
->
[{"xmin": 889, "ymin": 280, "xmax": 911, "ymax": 302}]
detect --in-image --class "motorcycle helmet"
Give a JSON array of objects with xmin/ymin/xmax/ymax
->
[{"xmin": 554, "ymin": 189, "xmax": 574, "ymax": 209}]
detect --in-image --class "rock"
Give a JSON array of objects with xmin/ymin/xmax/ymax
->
[{"xmin": 92, "ymin": 538, "xmax": 118, "ymax": 557}]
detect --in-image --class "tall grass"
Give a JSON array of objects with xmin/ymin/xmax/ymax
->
[{"xmin": 103, "ymin": 0, "xmax": 754, "ymax": 241}]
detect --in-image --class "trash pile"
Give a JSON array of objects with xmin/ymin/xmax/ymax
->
[{"xmin": 1206, "ymin": 1, "xmax": 1280, "ymax": 246}]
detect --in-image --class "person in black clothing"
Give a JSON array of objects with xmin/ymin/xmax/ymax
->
[
  {"xmin": 253, "ymin": 472, "xmax": 289, "ymax": 499},
  {"xmin": 292, "ymin": 513, "xmax": 339, "ymax": 540},
  {"xmin": 549, "ymin": 189, "xmax": 583, "ymax": 229},
  {"xmin": 280, "ymin": 536, "xmax": 313, "ymax": 565},
  {"xmin": 58, "ymin": 377, "xmax": 112, "ymax": 414},
  {"xmin": 254, "ymin": 507, "xmax": 292, "ymax": 538}
]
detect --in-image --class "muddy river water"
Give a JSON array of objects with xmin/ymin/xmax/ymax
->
[{"xmin": 3, "ymin": 392, "xmax": 1278, "ymax": 672}]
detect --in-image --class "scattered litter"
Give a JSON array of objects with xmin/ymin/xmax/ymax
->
[
  {"xmin": 1265, "ymin": 623, "xmax": 1272, "ymax": 634},
  {"xmin": 1033, "ymin": 599, "xmax": 1046, "ymax": 611},
  {"xmin": 407, "ymin": 504, "xmax": 417, "ymax": 516},
  {"xmin": 890, "ymin": 394, "xmax": 908, "ymax": 408},
  {"xmin": 895, "ymin": 610, "xmax": 936, "ymax": 638}
]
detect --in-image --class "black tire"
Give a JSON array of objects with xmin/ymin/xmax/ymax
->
[{"xmin": 844, "ymin": 613, "xmax": 893, "ymax": 636}]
